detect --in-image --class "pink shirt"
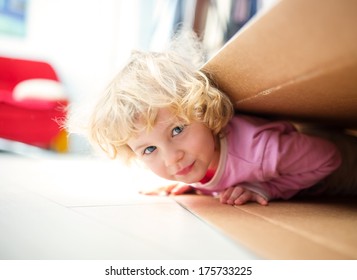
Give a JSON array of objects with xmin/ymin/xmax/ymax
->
[{"xmin": 191, "ymin": 115, "xmax": 341, "ymax": 200}]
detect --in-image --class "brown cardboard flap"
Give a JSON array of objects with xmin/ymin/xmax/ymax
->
[
  {"xmin": 203, "ymin": 0, "xmax": 357, "ymax": 127},
  {"xmin": 175, "ymin": 195, "xmax": 357, "ymax": 259}
]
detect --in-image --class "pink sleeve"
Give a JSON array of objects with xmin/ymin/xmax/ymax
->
[{"xmin": 260, "ymin": 128, "xmax": 342, "ymax": 200}]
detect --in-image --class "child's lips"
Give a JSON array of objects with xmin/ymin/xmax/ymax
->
[{"xmin": 176, "ymin": 162, "xmax": 195, "ymax": 176}]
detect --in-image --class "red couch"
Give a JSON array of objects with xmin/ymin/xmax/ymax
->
[{"xmin": 0, "ymin": 56, "xmax": 69, "ymax": 152}]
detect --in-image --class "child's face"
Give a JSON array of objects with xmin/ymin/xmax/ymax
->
[{"xmin": 127, "ymin": 108, "xmax": 220, "ymax": 184}]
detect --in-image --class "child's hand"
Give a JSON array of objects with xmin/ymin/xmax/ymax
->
[
  {"xmin": 140, "ymin": 182, "xmax": 194, "ymax": 196},
  {"xmin": 220, "ymin": 186, "xmax": 268, "ymax": 206}
]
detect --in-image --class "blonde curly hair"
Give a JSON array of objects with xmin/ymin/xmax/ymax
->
[{"xmin": 85, "ymin": 34, "xmax": 234, "ymax": 161}]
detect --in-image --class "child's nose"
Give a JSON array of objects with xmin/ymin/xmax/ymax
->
[{"xmin": 164, "ymin": 148, "xmax": 184, "ymax": 167}]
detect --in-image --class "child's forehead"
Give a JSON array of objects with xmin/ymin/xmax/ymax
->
[
  {"xmin": 133, "ymin": 108, "xmax": 185, "ymax": 136},
  {"xmin": 138, "ymin": 108, "xmax": 178, "ymax": 128},
  {"xmin": 129, "ymin": 109, "xmax": 179, "ymax": 145},
  {"xmin": 152, "ymin": 108, "xmax": 180, "ymax": 129},
  {"xmin": 156, "ymin": 108, "xmax": 177, "ymax": 123}
]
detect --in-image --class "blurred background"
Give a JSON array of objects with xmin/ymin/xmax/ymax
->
[{"xmin": 0, "ymin": 0, "xmax": 276, "ymax": 156}]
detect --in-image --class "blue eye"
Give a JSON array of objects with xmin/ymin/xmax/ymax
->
[
  {"xmin": 143, "ymin": 146, "xmax": 156, "ymax": 155},
  {"xmin": 172, "ymin": 125, "xmax": 185, "ymax": 136}
]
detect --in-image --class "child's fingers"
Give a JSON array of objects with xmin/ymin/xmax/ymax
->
[
  {"xmin": 219, "ymin": 185, "xmax": 269, "ymax": 206},
  {"xmin": 170, "ymin": 184, "xmax": 193, "ymax": 195},
  {"xmin": 233, "ymin": 191, "xmax": 268, "ymax": 206},
  {"xmin": 221, "ymin": 186, "xmax": 245, "ymax": 204},
  {"xmin": 140, "ymin": 189, "xmax": 168, "ymax": 196},
  {"xmin": 220, "ymin": 186, "xmax": 236, "ymax": 203},
  {"xmin": 219, "ymin": 187, "xmax": 232, "ymax": 203},
  {"xmin": 233, "ymin": 190, "xmax": 252, "ymax": 205},
  {"xmin": 140, "ymin": 183, "xmax": 192, "ymax": 196},
  {"xmin": 253, "ymin": 193, "xmax": 269, "ymax": 206},
  {"xmin": 139, "ymin": 184, "xmax": 176, "ymax": 196}
]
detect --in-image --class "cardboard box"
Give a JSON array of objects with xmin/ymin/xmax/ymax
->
[
  {"xmin": 203, "ymin": 0, "xmax": 357, "ymax": 128},
  {"xmin": 192, "ymin": 0, "xmax": 357, "ymax": 259},
  {"xmin": 175, "ymin": 195, "xmax": 357, "ymax": 259}
]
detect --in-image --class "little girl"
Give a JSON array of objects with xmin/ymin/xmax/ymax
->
[{"xmin": 70, "ymin": 32, "xmax": 355, "ymax": 205}]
